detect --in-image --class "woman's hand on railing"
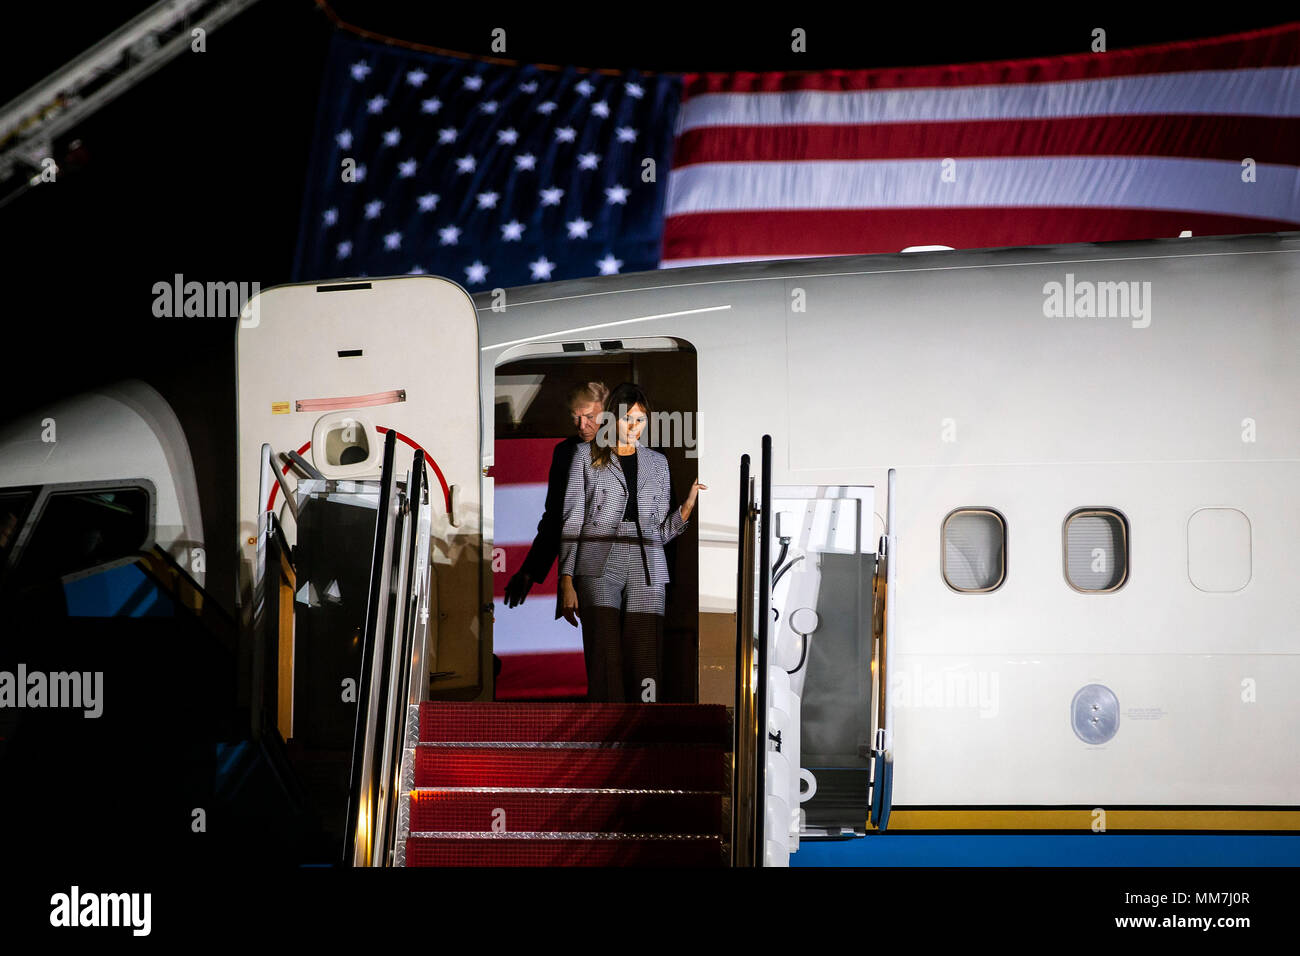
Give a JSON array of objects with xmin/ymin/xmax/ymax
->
[{"xmin": 559, "ymin": 575, "xmax": 580, "ymax": 627}]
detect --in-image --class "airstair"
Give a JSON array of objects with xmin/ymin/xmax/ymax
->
[
  {"xmin": 403, "ymin": 702, "xmax": 729, "ymax": 866},
  {"xmin": 246, "ymin": 426, "xmax": 803, "ymax": 867}
]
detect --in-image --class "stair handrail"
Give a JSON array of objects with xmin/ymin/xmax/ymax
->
[
  {"xmin": 754, "ymin": 434, "xmax": 773, "ymax": 864},
  {"xmin": 342, "ymin": 429, "xmax": 401, "ymax": 866},
  {"xmin": 382, "ymin": 451, "xmax": 432, "ymax": 866},
  {"xmin": 731, "ymin": 437, "xmax": 775, "ymax": 866},
  {"xmin": 341, "ymin": 435, "xmax": 437, "ymax": 866},
  {"xmin": 249, "ymin": 509, "xmax": 294, "ymax": 742},
  {"xmin": 870, "ymin": 468, "xmax": 897, "ymax": 831},
  {"xmin": 369, "ymin": 451, "xmax": 419, "ymax": 864},
  {"xmin": 731, "ymin": 453, "xmax": 755, "ymax": 865}
]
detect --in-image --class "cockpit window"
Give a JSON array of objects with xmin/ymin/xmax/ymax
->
[{"xmin": 11, "ymin": 486, "xmax": 152, "ymax": 586}]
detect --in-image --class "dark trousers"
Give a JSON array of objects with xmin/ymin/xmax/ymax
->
[{"xmin": 575, "ymin": 535, "xmax": 666, "ymax": 702}]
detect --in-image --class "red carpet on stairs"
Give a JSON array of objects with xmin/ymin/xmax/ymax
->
[{"xmin": 404, "ymin": 702, "xmax": 732, "ymax": 867}]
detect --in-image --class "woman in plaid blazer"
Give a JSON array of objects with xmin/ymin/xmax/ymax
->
[{"xmin": 558, "ymin": 382, "xmax": 705, "ymax": 702}]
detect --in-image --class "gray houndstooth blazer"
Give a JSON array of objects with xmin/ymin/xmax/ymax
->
[{"xmin": 558, "ymin": 440, "xmax": 689, "ymax": 585}]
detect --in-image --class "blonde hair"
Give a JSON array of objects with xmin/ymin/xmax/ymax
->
[{"xmin": 567, "ymin": 380, "xmax": 609, "ymax": 410}]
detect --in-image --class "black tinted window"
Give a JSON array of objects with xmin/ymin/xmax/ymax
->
[{"xmin": 13, "ymin": 487, "xmax": 151, "ymax": 584}]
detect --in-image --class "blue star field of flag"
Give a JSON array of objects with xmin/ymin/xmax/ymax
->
[{"xmin": 293, "ymin": 33, "xmax": 683, "ymax": 288}]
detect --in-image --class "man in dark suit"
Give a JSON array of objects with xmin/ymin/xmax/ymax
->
[{"xmin": 503, "ymin": 381, "xmax": 608, "ymax": 616}]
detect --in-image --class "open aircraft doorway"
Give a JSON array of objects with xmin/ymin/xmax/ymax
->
[{"xmin": 492, "ymin": 337, "xmax": 699, "ymax": 702}]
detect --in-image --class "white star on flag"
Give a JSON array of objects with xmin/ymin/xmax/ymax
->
[{"xmin": 303, "ymin": 38, "xmax": 681, "ymax": 289}]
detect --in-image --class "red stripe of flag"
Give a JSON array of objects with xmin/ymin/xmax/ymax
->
[
  {"xmin": 490, "ymin": 437, "xmax": 567, "ymax": 485},
  {"xmin": 493, "ymin": 544, "xmax": 558, "ymax": 595},
  {"xmin": 495, "ymin": 652, "xmax": 587, "ymax": 700},
  {"xmin": 673, "ymin": 115, "xmax": 1300, "ymax": 167},
  {"xmin": 662, "ymin": 208, "xmax": 1297, "ymax": 261},
  {"xmin": 681, "ymin": 22, "xmax": 1300, "ymax": 95}
]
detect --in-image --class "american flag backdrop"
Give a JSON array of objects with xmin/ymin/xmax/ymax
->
[
  {"xmin": 489, "ymin": 437, "xmax": 589, "ymax": 699},
  {"xmin": 294, "ymin": 21, "xmax": 1300, "ymax": 283},
  {"xmin": 292, "ymin": 22, "xmax": 1300, "ymax": 699}
]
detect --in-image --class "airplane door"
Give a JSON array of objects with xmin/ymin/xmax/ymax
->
[
  {"xmin": 767, "ymin": 485, "xmax": 876, "ymax": 839},
  {"xmin": 236, "ymin": 276, "xmax": 488, "ymax": 701}
]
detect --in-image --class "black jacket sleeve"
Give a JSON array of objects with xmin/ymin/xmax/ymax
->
[{"xmin": 519, "ymin": 437, "xmax": 577, "ymax": 582}]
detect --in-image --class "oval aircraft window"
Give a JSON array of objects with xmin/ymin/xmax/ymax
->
[
  {"xmin": 1063, "ymin": 509, "xmax": 1128, "ymax": 592},
  {"xmin": 941, "ymin": 508, "xmax": 1006, "ymax": 592}
]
